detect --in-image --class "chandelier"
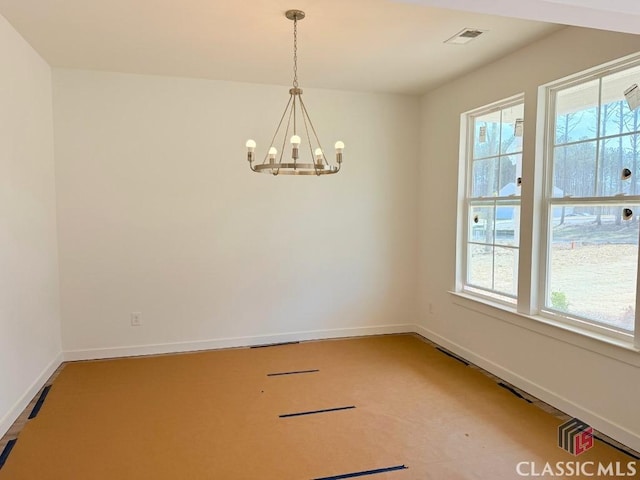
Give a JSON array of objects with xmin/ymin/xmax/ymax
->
[{"xmin": 245, "ymin": 10, "xmax": 344, "ymax": 176}]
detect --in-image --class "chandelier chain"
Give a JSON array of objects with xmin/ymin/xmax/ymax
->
[{"xmin": 293, "ymin": 16, "xmax": 298, "ymax": 88}]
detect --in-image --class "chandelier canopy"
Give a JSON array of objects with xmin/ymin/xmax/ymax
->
[{"xmin": 246, "ymin": 10, "xmax": 344, "ymax": 176}]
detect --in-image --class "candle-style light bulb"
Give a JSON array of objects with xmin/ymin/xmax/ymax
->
[
  {"xmin": 334, "ymin": 141, "xmax": 344, "ymax": 164},
  {"xmin": 268, "ymin": 147, "xmax": 277, "ymax": 164},
  {"xmin": 291, "ymin": 135, "xmax": 301, "ymax": 160},
  {"xmin": 314, "ymin": 148, "xmax": 323, "ymax": 166},
  {"xmin": 246, "ymin": 139, "xmax": 256, "ymax": 162}
]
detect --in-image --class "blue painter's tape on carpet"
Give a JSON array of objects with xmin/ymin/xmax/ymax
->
[
  {"xmin": 28, "ymin": 385, "xmax": 52, "ymax": 419},
  {"xmin": 0, "ymin": 439, "xmax": 17, "ymax": 469},
  {"xmin": 313, "ymin": 464, "xmax": 408, "ymax": 479},
  {"xmin": 279, "ymin": 405, "xmax": 355, "ymax": 418}
]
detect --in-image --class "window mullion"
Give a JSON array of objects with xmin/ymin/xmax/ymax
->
[
  {"xmin": 549, "ymin": 196, "xmax": 640, "ymax": 205},
  {"xmin": 635, "ymin": 255, "xmax": 640, "ymax": 346},
  {"xmin": 594, "ymin": 78, "xmax": 604, "ymax": 197}
]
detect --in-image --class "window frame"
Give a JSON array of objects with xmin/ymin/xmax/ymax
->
[
  {"xmin": 538, "ymin": 57, "xmax": 640, "ymax": 342},
  {"xmin": 459, "ymin": 94, "xmax": 525, "ymax": 306},
  {"xmin": 456, "ymin": 52, "xmax": 640, "ymax": 351}
]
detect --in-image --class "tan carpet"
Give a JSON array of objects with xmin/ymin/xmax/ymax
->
[{"xmin": 0, "ymin": 334, "xmax": 633, "ymax": 479}]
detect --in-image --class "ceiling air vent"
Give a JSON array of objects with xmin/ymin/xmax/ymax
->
[{"xmin": 445, "ymin": 28, "xmax": 486, "ymax": 45}]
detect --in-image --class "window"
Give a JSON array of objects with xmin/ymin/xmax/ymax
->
[
  {"xmin": 457, "ymin": 54, "xmax": 640, "ymax": 346},
  {"xmin": 461, "ymin": 97, "xmax": 524, "ymax": 304},
  {"xmin": 543, "ymin": 61, "xmax": 640, "ymax": 335}
]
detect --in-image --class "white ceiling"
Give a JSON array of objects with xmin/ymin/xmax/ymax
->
[
  {"xmin": 0, "ymin": 0, "xmax": 633, "ymax": 95},
  {"xmin": 403, "ymin": 0, "xmax": 640, "ymax": 34}
]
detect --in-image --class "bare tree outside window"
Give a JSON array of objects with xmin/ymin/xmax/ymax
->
[{"xmin": 546, "ymin": 65, "xmax": 640, "ymax": 332}]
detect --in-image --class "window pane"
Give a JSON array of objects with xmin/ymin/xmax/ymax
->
[
  {"xmin": 471, "ymin": 158, "xmax": 499, "ymax": 197},
  {"xmin": 552, "ymin": 142, "xmax": 597, "ymax": 197},
  {"xmin": 473, "ymin": 111, "xmax": 501, "ymax": 159},
  {"xmin": 468, "ymin": 243, "xmax": 493, "ymax": 290},
  {"xmin": 469, "ymin": 205, "xmax": 495, "ymax": 244},
  {"xmin": 548, "ymin": 204, "xmax": 638, "ymax": 331},
  {"xmin": 498, "ymin": 155, "xmax": 521, "ymax": 197},
  {"xmin": 555, "ymin": 80, "xmax": 599, "ymax": 145},
  {"xmin": 501, "ymin": 104, "xmax": 524, "ymax": 154},
  {"xmin": 495, "ymin": 204, "xmax": 520, "ymax": 247},
  {"xmin": 494, "ymin": 247, "xmax": 518, "ymax": 296},
  {"xmin": 601, "ymin": 134, "xmax": 640, "ymax": 196},
  {"xmin": 463, "ymin": 99, "xmax": 523, "ymax": 305},
  {"xmin": 601, "ymin": 66, "xmax": 640, "ymax": 137}
]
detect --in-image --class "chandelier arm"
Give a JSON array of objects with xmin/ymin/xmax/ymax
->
[
  {"xmin": 292, "ymin": 94, "xmax": 297, "ymax": 137},
  {"xmin": 274, "ymin": 97, "xmax": 295, "ymax": 175},
  {"xmin": 263, "ymin": 94, "xmax": 294, "ymax": 165},
  {"xmin": 299, "ymin": 96, "xmax": 329, "ymax": 166},
  {"xmin": 281, "ymin": 98, "xmax": 295, "ymax": 160},
  {"xmin": 299, "ymin": 101, "xmax": 320, "ymax": 175}
]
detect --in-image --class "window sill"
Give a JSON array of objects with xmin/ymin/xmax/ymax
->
[{"xmin": 449, "ymin": 291, "xmax": 640, "ymax": 367}]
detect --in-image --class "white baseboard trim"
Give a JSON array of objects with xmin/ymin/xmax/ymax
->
[
  {"xmin": 63, "ymin": 324, "xmax": 416, "ymax": 362},
  {"xmin": 415, "ymin": 324, "xmax": 640, "ymax": 453},
  {"xmin": 0, "ymin": 351, "xmax": 63, "ymax": 439}
]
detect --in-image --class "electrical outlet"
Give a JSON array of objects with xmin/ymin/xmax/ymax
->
[
  {"xmin": 130, "ymin": 312, "xmax": 142, "ymax": 327},
  {"xmin": 428, "ymin": 303, "xmax": 435, "ymax": 315}
]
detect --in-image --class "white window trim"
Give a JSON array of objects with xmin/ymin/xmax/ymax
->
[
  {"xmin": 456, "ymin": 51, "xmax": 640, "ymax": 355},
  {"xmin": 458, "ymin": 94, "xmax": 525, "ymax": 305},
  {"xmin": 450, "ymin": 291, "xmax": 640, "ymax": 367},
  {"xmin": 538, "ymin": 54, "xmax": 640, "ymax": 344}
]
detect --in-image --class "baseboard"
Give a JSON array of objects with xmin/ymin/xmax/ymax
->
[
  {"xmin": 63, "ymin": 324, "xmax": 416, "ymax": 361},
  {"xmin": 415, "ymin": 324, "xmax": 640, "ymax": 453},
  {"xmin": 0, "ymin": 351, "xmax": 63, "ymax": 439}
]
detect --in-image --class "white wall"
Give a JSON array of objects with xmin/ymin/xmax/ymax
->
[
  {"xmin": 0, "ymin": 15, "xmax": 62, "ymax": 436},
  {"xmin": 419, "ymin": 26, "xmax": 640, "ymax": 450},
  {"xmin": 53, "ymin": 70, "xmax": 420, "ymax": 358}
]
